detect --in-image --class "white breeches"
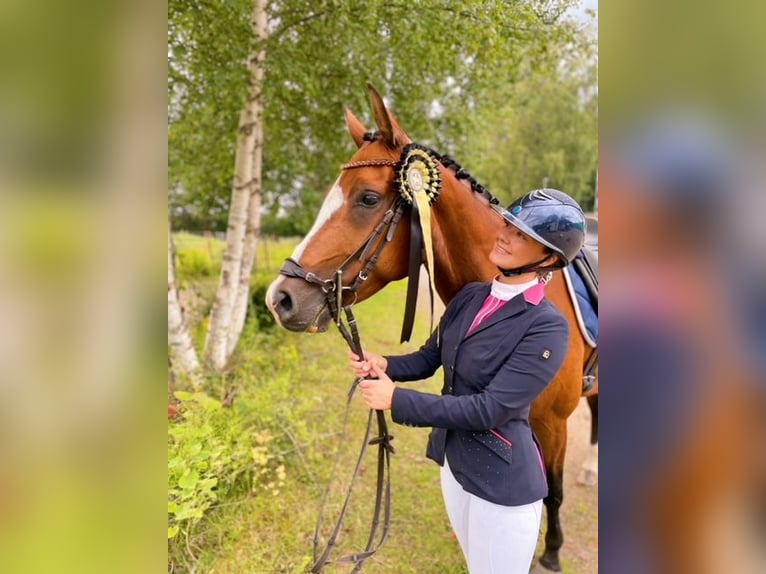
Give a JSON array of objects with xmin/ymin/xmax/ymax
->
[{"xmin": 440, "ymin": 460, "xmax": 543, "ymax": 574}]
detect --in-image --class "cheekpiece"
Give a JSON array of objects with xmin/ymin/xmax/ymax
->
[{"xmin": 393, "ymin": 144, "xmax": 441, "ymax": 205}]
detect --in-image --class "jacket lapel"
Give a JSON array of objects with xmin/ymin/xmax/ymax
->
[
  {"xmin": 456, "ymin": 284, "xmax": 491, "ymax": 340},
  {"xmin": 463, "ymin": 293, "xmax": 528, "ymax": 340}
]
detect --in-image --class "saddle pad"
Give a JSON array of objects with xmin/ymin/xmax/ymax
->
[{"xmin": 563, "ymin": 260, "xmax": 597, "ymax": 348}]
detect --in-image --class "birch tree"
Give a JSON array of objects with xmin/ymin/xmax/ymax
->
[
  {"xmin": 203, "ymin": 0, "xmax": 268, "ymax": 369},
  {"xmin": 167, "ymin": 226, "xmax": 201, "ymax": 385}
]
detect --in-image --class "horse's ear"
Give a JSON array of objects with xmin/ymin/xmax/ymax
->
[
  {"xmin": 345, "ymin": 108, "xmax": 367, "ymax": 149},
  {"xmin": 367, "ymin": 82, "xmax": 409, "ymax": 149}
]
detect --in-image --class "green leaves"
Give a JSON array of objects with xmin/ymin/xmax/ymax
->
[
  {"xmin": 169, "ymin": 0, "xmax": 594, "ymax": 233},
  {"xmin": 173, "ymin": 390, "xmax": 222, "ymax": 411},
  {"xmin": 178, "ymin": 469, "xmax": 199, "ymax": 490},
  {"xmin": 167, "ymin": 387, "xmax": 288, "ymax": 547},
  {"xmin": 459, "ymin": 28, "xmax": 598, "ymax": 208}
]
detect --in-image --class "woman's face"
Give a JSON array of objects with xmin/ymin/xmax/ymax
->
[{"xmin": 489, "ymin": 221, "xmax": 551, "ymax": 270}]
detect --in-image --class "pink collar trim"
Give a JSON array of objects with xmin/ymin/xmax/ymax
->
[{"xmin": 523, "ymin": 282, "xmax": 545, "ymax": 305}]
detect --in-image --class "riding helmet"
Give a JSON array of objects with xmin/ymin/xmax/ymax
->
[{"xmin": 492, "ymin": 188, "xmax": 586, "ymax": 267}]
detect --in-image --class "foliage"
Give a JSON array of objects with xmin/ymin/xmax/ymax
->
[
  {"xmin": 247, "ymin": 279, "xmax": 277, "ymax": 331},
  {"xmin": 175, "ymin": 246, "xmax": 214, "ymax": 280},
  {"xmin": 168, "ymin": 0, "xmax": 593, "ymax": 232},
  {"xmin": 168, "ymin": 0, "xmax": 252, "ymax": 232},
  {"xmin": 463, "ymin": 32, "xmax": 598, "ymax": 208},
  {"xmin": 167, "ymin": 232, "xmax": 315, "ymax": 571},
  {"xmin": 167, "ymin": 388, "xmax": 288, "ymax": 566}
]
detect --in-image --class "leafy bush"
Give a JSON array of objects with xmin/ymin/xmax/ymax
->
[
  {"xmin": 167, "ymin": 390, "xmax": 286, "ymax": 563},
  {"xmin": 247, "ymin": 279, "xmax": 277, "ymax": 331}
]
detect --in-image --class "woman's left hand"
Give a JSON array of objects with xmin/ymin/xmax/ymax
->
[{"xmin": 358, "ymin": 361, "xmax": 396, "ymax": 411}]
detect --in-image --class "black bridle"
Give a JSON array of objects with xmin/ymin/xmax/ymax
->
[
  {"xmin": 279, "ymin": 194, "xmax": 405, "ymax": 330},
  {"xmin": 278, "ymin": 182, "xmax": 405, "ymax": 573}
]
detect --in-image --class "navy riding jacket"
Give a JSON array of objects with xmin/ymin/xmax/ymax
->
[{"xmin": 386, "ymin": 281, "xmax": 569, "ymax": 506}]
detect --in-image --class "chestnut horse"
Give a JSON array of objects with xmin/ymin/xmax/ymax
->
[{"xmin": 266, "ymin": 85, "xmax": 597, "ymax": 571}]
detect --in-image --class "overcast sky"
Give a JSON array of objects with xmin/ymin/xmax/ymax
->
[{"xmin": 571, "ymin": 0, "xmax": 597, "ymax": 22}]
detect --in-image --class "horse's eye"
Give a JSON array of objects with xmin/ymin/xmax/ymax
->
[{"xmin": 359, "ymin": 192, "xmax": 381, "ymax": 208}]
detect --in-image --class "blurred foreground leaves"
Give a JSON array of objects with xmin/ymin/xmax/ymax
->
[{"xmin": 0, "ymin": 1, "xmax": 165, "ymax": 572}]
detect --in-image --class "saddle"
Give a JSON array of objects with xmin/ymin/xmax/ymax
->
[{"xmin": 562, "ymin": 216, "xmax": 598, "ymax": 393}]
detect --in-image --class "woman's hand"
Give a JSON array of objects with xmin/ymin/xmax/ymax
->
[
  {"xmin": 348, "ymin": 349, "xmax": 388, "ymax": 379},
  {"xmin": 358, "ymin": 361, "xmax": 396, "ymax": 411}
]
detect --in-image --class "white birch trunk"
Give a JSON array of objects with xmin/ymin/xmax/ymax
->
[
  {"xmin": 168, "ymin": 227, "xmax": 201, "ymax": 386},
  {"xmin": 204, "ymin": 0, "xmax": 268, "ymax": 371},
  {"xmin": 226, "ymin": 0, "xmax": 268, "ymax": 356}
]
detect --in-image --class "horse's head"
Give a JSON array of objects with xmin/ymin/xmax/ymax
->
[{"xmin": 266, "ymin": 85, "xmax": 413, "ymax": 332}]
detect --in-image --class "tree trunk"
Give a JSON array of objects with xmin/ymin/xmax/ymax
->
[
  {"xmin": 168, "ymin": 226, "xmax": 201, "ymax": 387},
  {"xmin": 204, "ymin": 0, "xmax": 269, "ymax": 371},
  {"xmin": 227, "ymin": 0, "xmax": 267, "ymax": 356}
]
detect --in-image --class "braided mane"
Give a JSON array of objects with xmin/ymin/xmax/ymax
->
[{"xmin": 362, "ymin": 130, "xmax": 500, "ymax": 206}]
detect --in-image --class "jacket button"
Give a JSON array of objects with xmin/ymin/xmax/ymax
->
[{"xmin": 450, "ymin": 365, "xmax": 454, "ymax": 371}]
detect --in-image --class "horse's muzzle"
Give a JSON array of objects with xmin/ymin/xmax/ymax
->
[{"xmin": 265, "ymin": 276, "xmax": 331, "ymax": 332}]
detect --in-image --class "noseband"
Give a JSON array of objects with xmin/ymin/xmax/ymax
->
[{"xmin": 278, "ymin": 192, "xmax": 405, "ymax": 331}]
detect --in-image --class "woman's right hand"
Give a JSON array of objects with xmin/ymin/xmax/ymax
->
[{"xmin": 348, "ymin": 350, "xmax": 388, "ymax": 379}]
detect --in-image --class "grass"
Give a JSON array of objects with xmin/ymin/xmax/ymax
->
[
  {"xmin": 170, "ymin": 233, "xmax": 595, "ymax": 574},
  {"xmin": 172, "ymin": 231, "xmax": 297, "ymax": 286}
]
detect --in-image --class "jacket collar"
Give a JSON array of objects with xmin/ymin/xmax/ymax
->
[
  {"xmin": 459, "ymin": 281, "xmax": 546, "ymax": 340},
  {"xmin": 522, "ymin": 282, "xmax": 545, "ymax": 305}
]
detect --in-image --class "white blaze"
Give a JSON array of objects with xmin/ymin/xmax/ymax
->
[
  {"xmin": 265, "ymin": 177, "xmax": 345, "ymax": 322},
  {"xmin": 291, "ymin": 177, "xmax": 345, "ymax": 262}
]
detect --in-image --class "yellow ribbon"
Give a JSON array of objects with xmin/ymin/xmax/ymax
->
[
  {"xmin": 396, "ymin": 146, "xmax": 441, "ymax": 340},
  {"xmin": 413, "ymin": 182, "xmax": 436, "ymax": 335}
]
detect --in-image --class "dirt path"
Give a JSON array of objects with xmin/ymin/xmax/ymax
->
[{"xmin": 554, "ymin": 397, "xmax": 598, "ymax": 573}]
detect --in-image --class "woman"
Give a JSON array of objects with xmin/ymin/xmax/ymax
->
[{"xmin": 348, "ymin": 188, "xmax": 586, "ymax": 574}]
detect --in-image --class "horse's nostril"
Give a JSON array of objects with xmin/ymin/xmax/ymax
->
[{"xmin": 276, "ymin": 290, "xmax": 293, "ymax": 313}]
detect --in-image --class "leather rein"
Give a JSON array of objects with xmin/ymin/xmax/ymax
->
[{"xmin": 278, "ymin": 159, "xmax": 404, "ymax": 573}]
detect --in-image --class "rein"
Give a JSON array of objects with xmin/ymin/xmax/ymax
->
[{"xmin": 279, "ymin": 195, "xmax": 403, "ymax": 573}]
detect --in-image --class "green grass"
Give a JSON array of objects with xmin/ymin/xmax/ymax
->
[
  {"xmin": 170, "ymin": 233, "xmax": 595, "ymax": 574},
  {"xmin": 172, "ymin": 232, "xmax": 297, "ymax": 284}
]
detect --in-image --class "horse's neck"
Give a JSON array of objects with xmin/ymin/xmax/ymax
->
[{"xmin": 431, "ymin": 172, "xmax": 500, "ymax": 303}]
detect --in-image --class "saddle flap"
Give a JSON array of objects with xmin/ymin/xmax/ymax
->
[{"xmin": 564, "ymin": 255, "xmax": 598, "ymax": 348}]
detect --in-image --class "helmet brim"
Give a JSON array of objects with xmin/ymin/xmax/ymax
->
[{"xmin": 490, "ymin": 203, "xmax": 565, "ymax": 258}]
